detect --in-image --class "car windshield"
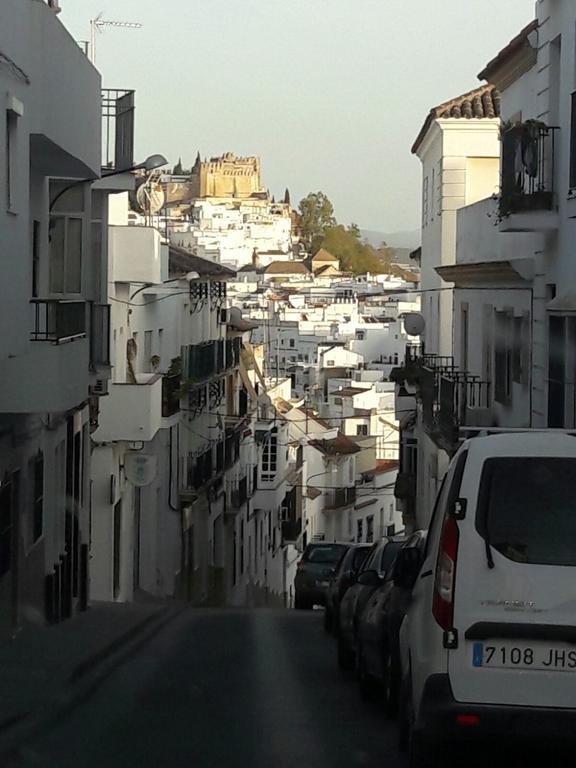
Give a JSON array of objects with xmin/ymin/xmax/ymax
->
[
  {"xmin": 305, "ymin": 545, "xmax": 348, "ymax": 564},
  {"xmin": 478, "ymin": 457, "xmax": 576, "ymax": 566},
  {"xmin": 380, "ymin": 542, "xmax": 403, "ymax": 574},
  {"xmin": 352, "ymin": 547, "xmax": 371, "ymax": 570}
]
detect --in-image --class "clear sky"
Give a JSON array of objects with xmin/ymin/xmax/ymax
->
[{"xmin": 61, "ymin": 0, "xmax": 534, "ymax": 234}]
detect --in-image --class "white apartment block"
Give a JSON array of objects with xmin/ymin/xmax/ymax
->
[{"xmin": 0, "ymin": 0, "xmax": 129, "ymax": 635}]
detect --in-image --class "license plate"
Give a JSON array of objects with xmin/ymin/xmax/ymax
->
[
  {"xmin": 317, "ymin": 580, "xmax": 329, "ymax": 588},
  {"xmin": 473, "ymin": 641, "xmax": 576, "ymax": 672}
]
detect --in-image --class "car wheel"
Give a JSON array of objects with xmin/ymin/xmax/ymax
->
[
  {"xmin": 323, "ymin": 607, "xmax": 333, "ymax": 633},
  {"xmin": 294, "ymin": 594, "xmax": 311, "ymax": 610},
  {"xmin": 337, "ymin": 633, "xmax": 354, "ymax": 671},
  {"xmin": 356, "ymin": 647, "xmax": 376, "ymax": 701},
  {"xmin": 382, "ymin": 650, "xmax": 399, "ymax": 719},
  {"xmin": 408, "ymin": 731, "xmax": 437, "ymax": 768}
]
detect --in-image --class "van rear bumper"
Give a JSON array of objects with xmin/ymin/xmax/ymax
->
[{"xmin": 417, "ymin": 674, "xmax": 576, "ymax": 744}]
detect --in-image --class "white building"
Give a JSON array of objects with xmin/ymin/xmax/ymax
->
[
  {"xmin": 0, "ymin": 0, "xmax": 122, "ymax": 635},
  {"xmin": 168, "ymin": 198, "xmax": 294, "ymax": 271}
]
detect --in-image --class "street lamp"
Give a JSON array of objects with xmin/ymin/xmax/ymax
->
[{"xmin": 49, "ymin": 153, "xmax": 168, "ymax": 212}]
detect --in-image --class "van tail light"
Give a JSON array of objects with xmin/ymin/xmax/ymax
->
[
  {"xmin": 432, "ymin": 515, "xmax": 459, "ymax": 632},
  {"xmin": 456, "ymin": 715, "xmax": 480, "ymax": 726},
  {"xmin": 297, "ymin": 560, "xmax": 305, "ymax": 570}
]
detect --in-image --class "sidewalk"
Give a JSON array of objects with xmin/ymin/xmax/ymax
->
[{"xmin": 0, "ymin": 599, "xmax": 182, "ymax": 747}]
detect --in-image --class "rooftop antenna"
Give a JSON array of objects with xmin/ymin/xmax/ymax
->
[{"xmin": 90, "ymin": 13, "xmax": 142, "ymax": 65}]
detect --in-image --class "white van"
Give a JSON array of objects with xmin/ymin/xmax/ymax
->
[{"xmin": 398, "ymin": 432, "xmax": 576, "ymax": 767}]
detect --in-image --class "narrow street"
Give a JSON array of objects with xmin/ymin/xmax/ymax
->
[{"xmin": 7, "ymin": 609, "xmax": 557, "ymax": 768}]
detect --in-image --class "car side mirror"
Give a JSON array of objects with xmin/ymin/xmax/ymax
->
[
  {"xmin": 356, "ymin": 569, "xmax": 382, "ymax": 588},
  {"xmin": 393, "ymin": 548, "xmax": 422, "ymax": 590}
]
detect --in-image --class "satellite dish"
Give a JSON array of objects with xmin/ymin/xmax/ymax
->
[
  {"xmin": 130, "ymin": 177, "xmax": 165, "ymax": 215},
  {"xmin": 403, "ymin": 312, "xmax": 426, "ymax": 336}
]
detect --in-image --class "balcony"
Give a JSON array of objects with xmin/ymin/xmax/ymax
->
[
  {"xmin": 324, "ymin": 486, "xmax": 357, "ymax": 510},
  {"xmin": 282, "ymin": 518, "xmax": 302, "ymax": 544},
  {"xmin": 89, "ymin": 303, "xmax": 110, "ymax": 368},
  {"xmin": 95, "ymin": 374, "xmax": 162, "ymax": 442},
  {"xmin": 420, "ymin": 364, "xmax": 492, "ymax": 452},
  {"xmin": 499, "ymin": 122, "xmax": 559, "ymax": 232},
  {"xmin": 101, "ymin": 89, "xmax": 135, "ymax": 171},
  {"xmin": 31, "ymin": 300, "xmax": 86, "ymax": 344},
  {"xmin": 186, "ymin": 448, "xmax": 214, "ymax": 491},
  {"xmin": 394, "ymin": 472, "xmax": 416, "ymax": 500},
  {"xmin": 230, "ymin": 476, "xmax": 248, "ymax": 509},
  {"xmin": 161, "ymin": 373, "xmax": 181, "ymax": 418}
]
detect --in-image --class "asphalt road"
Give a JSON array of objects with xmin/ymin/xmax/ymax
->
[
  {"xmin": 9, "ymin": 608, "xmax": 566, "ymax": 768},
  {"xmin": 12, "ymin": 609, "xmax": 404, "ymax": 768}
]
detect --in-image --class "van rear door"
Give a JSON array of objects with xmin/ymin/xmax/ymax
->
[{"xmin": 449, "ymin": 446, "xmax": 576, "ymax": 709}]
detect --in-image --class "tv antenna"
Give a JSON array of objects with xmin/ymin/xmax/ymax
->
[{"xmin": 90, "ymin": 13, "xmax": 142, "ymax": 65}]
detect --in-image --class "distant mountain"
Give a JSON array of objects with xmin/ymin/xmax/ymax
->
[{"xmin": 361, "ymin": 229, "xmax": 421, "ymax": 251}]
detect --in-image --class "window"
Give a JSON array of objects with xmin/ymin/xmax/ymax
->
[
  {"xmin": 570, "ymin": 92, "xmax": 576, "ymax": 190},
  {"xmin": 356, "ymin": 331, "xmax": 365, "ymax": 341},
  {"xmin": 289, "ymin": 338, "xmax": 295, "ymax": 348},
  {"xmin": 261, "ymin": 428, "xmax": 278, "ymax": 481},
  {"xmin": 356, "ymin": 518, "xmax": 363, "ymax": 543},
  {"xmin": 422, "ymin": 176, "xmax": 429, "ymax": 227},
  {"xmin": 32, "ymin": 220, "xmax": 40, "ymax": 298},
  {"xmin": 478, "ymin": 457, "xmax": 576, "ymax": 566},
  {"xmin": 5, "ymin": 106, "xmax": 19, "ymax": 211},
  {"xmin": 49, "ymin": 185, "xmax": 85, "ymax": 295},
  {"xmin": 356, "ymin": 424, "xmax": 368, "ymax": 436},
  {"xmin": 0, "ymin": 476, "xmax": 13, "ymax": 578},
  {"xmin": 30, "ymin": 452, "xmax": 44, "ymax": 544},
  {"xmin": 494, "ymin": 310, "xmax": 512, "ymax": 404},
  {"xmin": 366, "ymin": 516, "xmax": 374, "ymax": 543},
  {"xmin": 327, "ymin": 360, "xmax": 334, "ymax": 367}
]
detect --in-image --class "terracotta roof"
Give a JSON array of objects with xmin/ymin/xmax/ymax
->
[
  {"xmin": 314, "ymin": 264, "xmax": 340, "ymax": 276},
  {"xmin": 412, "ymin": 84, "xmax": 501, "ymax": 155},
  {"xmin": 373, "ymin": 459, "xmax": 399, "ymax": 475},
  {"xmin": 264, "ymin": 261, "xmax": 310, "ymax": 275},
  {"xmin": 297, "ymin": 407, "xmax": 331, "ymax": 429},
  {"xmin": 312, "ymin": 248, "xmax": 338, "ymax": 263},
  {"xmin": 168, "ymin": 244, "xmax": 236, "ymax": 278},
  {"xmin": 332, "ymin": 387, "xmax": 368, "ymax": 397},
  {"xmin": 478, "ymin": 20, "xmax": 538, "ymax": 83},
  {"xmin": 309, "ymin": 432, "xmax": 361, "ymax": 456}
]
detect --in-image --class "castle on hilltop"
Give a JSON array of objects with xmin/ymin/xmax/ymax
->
[{"xmin": 189, "ymin": 151, "xmax": 263, "ymax": 199}]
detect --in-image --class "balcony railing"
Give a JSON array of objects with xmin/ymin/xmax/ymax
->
[
  {"xmin": 420, "ymin": 366, "xmax": 492, "ymax": 450},
  {"xmin": 324, "ymin": 486, "xmax": 357, "ymax": 510},
  {"xmin": 89, "ymin": 302, "xmax": 110, "ymax": 367},
  {"xmin": 31, "ymin": 300, "xmax": 86, "ymax": 343},
  {"xmin": 187, "ymin": 449, "xmax": 213, "ymax": 491},
  {"xmin": 500, "ymin": 122, "xmax": 558, "ymax": 217},
  {"xmin": 101, "ymin": 89, "xmax": 135, "ymax": 171},
  {"xmin": 161, "ymin": 373, "xmax": 181, "ymax": 417},
  {"xmin": 230, "ymin": 476, "xmax": 248, "ymax": 509},
  {"xmin": 282, "ymin": 518, "xmax": 302, "ymax": 544},
  {"xmin": 186, "ymin": 338, "xmax": 242, "ymax": 384}
]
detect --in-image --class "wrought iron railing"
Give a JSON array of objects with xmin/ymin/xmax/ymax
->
[
  {"xmin": 31, "ymin": 300, "xmax": 86, "ymax": 343},
  {"xmin": 101, "ymin": 89, "xmax": 135, "ymax": 171},
  {"xmin": 162, "ymin": 374, "xmax": 181, "ymax": 417},
  {"xmin": 324, "ymin": 486, "xmax": 357, "ymax": 510},
  {"xmin": 89, "ymin": 302, "xmax": 110, "ymax": 367},
  {"xmin": 501, "ymin": 122, "xmax": 558, "ymax": 216}
]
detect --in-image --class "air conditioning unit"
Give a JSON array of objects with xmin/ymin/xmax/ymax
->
[{"xmin": 90, "ymin": 379, "xmax": 109, "ymax": 396}]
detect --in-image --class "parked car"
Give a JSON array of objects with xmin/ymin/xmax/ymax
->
[
  {"xmin": 324, "ymin": 544, "xmax": 372, "ymax": 633},
  {"xmin": 399, "ymin": 433, "xmax": 576, "ymax": 767},
  {"xmin": 294, "ymin": 542, "xmax": 349, "ymax": 609},
  {"xmin": 355, "ymin": 531, "xmax": 427, "ymax": 713},
  {"xmin": 337, "ymin": 535, "xmax": 406, "ymax": 670}
]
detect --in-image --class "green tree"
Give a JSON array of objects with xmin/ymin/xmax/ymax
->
[
  {"xmin": 319, "ymin": 225, "xmax": 386, "ymax": 275},
  {"xmin": 298, "ymin": 192, "xmax": 337, "ymax": 252}
]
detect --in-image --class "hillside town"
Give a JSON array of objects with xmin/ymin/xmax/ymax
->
[{"xmin": 1, "ymin": 1, "xmax": 576, "ymax": 767}]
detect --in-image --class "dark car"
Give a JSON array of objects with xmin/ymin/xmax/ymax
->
[
  {"xmin": 324, "ymin": 544, "xmax": 372, "ymax": 634},
  {"xmin": 336, "ymin": 536, "xmax": 406, "ymax": 670},
  {"xmin": 355, "ymin": 531, "xmax": 427, "ymax": 714},
  {"xmin": 294, "ymin": 542, "xmax": 349, "ymax": 609}
]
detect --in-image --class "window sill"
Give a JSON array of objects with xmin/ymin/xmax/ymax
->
[{"xmin": 6, "ymin": 207, "xmax": 18, "ymax": 216}]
